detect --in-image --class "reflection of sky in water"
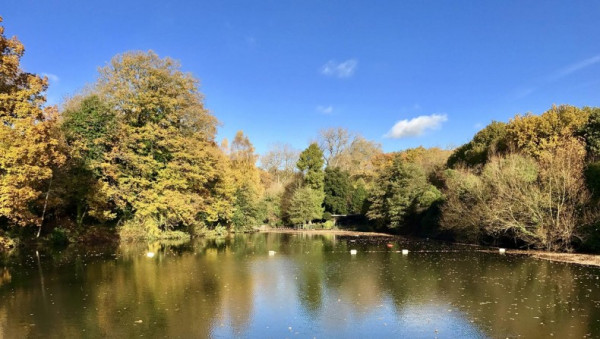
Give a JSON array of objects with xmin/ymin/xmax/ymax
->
[{"xmin": 211, "ymin": 256, "xmax": 486, "ymax": 338}]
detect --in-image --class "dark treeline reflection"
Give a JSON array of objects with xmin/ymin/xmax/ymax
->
[{"xmin": 0, "ymin": 233, "xmax": 599, "ymax": 338}]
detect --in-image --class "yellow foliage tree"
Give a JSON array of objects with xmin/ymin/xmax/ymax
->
[
  {"xmin": 507, "ymin": 105, "xmax": 589, "ymax": 157},
  {"xmin": 0, "ymin": 17, "xmax": 65, "ymax": 230},
  {"xmin": 78, "ymin": 51, "xmax": 234, "ymax": 236},
  {"xmin": 229, "ymin": 130, "xmax": 262, "ymax": 229}
]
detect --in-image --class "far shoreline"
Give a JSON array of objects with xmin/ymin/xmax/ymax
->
[
  {"xmin": 258, "ymin": 228, "xmax": 393, "ymax": 237},
  {"xmin": 260, "ymin": 228, "xmax": 600, "ymax": 267}
]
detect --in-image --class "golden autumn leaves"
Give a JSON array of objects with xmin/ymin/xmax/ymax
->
[
  {"xmin": 0, "ymin": 18, "xmax": 249, "ymax": 238},
  {"xmin": 0, "ymin": 17, "xmax": 65, "ymax": 228}
]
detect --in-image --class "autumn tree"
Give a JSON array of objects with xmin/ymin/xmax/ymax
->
[
  {"xmin": 259, "ymin": 143, "xmax": 298, "ymax": 184},
  {"xmin": 316, "ymin": 128, "xmax": 382, "ymax": 184},
  {"xmin": 337, "ymin": 136, "xmax": 382, "ymax": 183},
  {"xmin": 0, "ymin": 17, "xmax": 65, "ymax": 232},
  {"xmin": 443, "ymin": 143, "xmax": 593, "ymax": 251},
  {"xmin": 317, "ymin": 127, "xmax": 351, "ymax": 167},
  {"xmin": 70, "ymin": 51, "xmax": 234, "ymax": 238},
  {"xmin": 506, "ymin": 105, "xmax": 589, "ymax": 158},
  {"xmin": 229, "ymin": 130, "xmax": 262, "ymax": 229}
]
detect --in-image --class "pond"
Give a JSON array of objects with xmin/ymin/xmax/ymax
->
[{"xmin": 0, "ymin": 232, "xmax": 599, "ymax": 338}]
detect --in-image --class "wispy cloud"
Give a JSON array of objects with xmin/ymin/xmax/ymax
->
[
  {"xmin": 321, "ymin": 59, "xmax": 358, "ymax": 78},
  {"xmin": 549, "ymin": 54, "xmax": 600, "ymax": 81},
  {"xmin": 513, "ymin": 86, "xmax": 536, "ymax": 99},
  {"xmin": 42, "ymin": 73, "xmax": 59, "ymax": 83},
  {"xmin": 385, "ymin": 114, "xmax": 448, "ymax": 139},
  {"xmin": 513, "ymin": 53, "xmax": 600, "ymax": 99},
  {"xmin": 316, "ymin": 105, "xmax": 334, "ymax": 114}
]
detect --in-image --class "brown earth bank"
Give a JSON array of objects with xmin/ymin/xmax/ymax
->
[
  {"xmin": 511, "ymin": 250, "xmax": 600, "ymax": 267},
  {"xmin": 475, "ymin": 248, "xmax": 600, "ymax": 267}
]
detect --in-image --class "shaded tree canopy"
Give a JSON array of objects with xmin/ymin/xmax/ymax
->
[{"xmin": 323, "ymin": 167, "xmax": 351, "ymax": 215}]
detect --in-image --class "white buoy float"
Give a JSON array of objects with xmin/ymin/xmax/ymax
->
[
  {"xmin": 268, "ymin": 250, "xmax": 276, "ymax": 256},
  {"xmin": 350, "ymin": 249, "xmax": 357, "ymax": 255},
  {"xmin": 146, "ymin": 252, "xmax": 155, "ymax": 258},
  {"xmin": 499, "ymin": 248, "xmax": 506, "ymax": 254},
  {"xmin": 402, "ymin": 249, "xmax": 409, "ymax": 255}
]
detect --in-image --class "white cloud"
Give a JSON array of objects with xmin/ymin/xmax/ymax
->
[
  {"xmin": 385, "ymin": 114, "xmax": 448, "ymax": 139},
  {"xmin": 321, "ymin": 59, "xmax": 357, "ymax": 78},
  {"xmin": 42, "ymin": 73, "xmax": 59, "ymax": 83},
  {"xmin": 316, "ymin": 105, "xmax": 333, "ymax": 114}
]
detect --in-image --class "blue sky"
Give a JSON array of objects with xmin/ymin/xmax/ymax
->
[{"xmin": 3, "ymin": 1, "xmax": 600, "ymax": 154}]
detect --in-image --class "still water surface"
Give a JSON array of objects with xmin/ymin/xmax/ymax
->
[{"xmin": 0, "ymin": 232, "xmax": 599, "ymax": 338}]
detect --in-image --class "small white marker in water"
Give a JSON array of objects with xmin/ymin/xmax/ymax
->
[
  {"xmin": 146, "ymin": 252, "xmax": 155, "ymax": 258},
  {"xmin": 499, "ymin": 248, "xmax": 506, "ymax": 254},
  {"xmin": 268, "ymin": 250, "xmax": 276, "ymax": 256},
  {"xmin": 402, "ymin": 249, "xmax": 409, "ymax": 255},
  {"xmin": 350, "ymin": 249, "xmax": 357, "ymax": 255}
]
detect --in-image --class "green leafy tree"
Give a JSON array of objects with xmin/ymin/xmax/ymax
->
[
  {"xmin": 289, "ymin": 187, "xmax": 324, "ymax": 225},
  {"xmin": 349, "ymin": 180, "xmax": 368, "ymax": 214},
  {"xmin": 231, "ymin": 187, "xmax": 258, "ymax": 229},
  {"xmin": 367, "ymin": 155, "xmax": 442, "ymax": 230},
  {"xmin": 59, "ymin": 95, "xmax": 117, "ymax": 224},
  {"xmin": 297, "ymin": 143, "xmax": 325, "ymax": 191},
  {"xmin": 447, "ymin": 121, "xmax": 507, "ymax": 169},
  {"xmin": 323, "ymin": 167, "xmax": 351, "ymax": 214},
  {"xmin": 585, "ymin": 161, "xmax": 600, "ymax": 198},
  {"xmin": 280, "ymin": 172, "xmax": 304, "ymax": 224},
  {"xmin": 257, "ymin": 191, "xmax": 282, "ymax": 226},
  {"xmin": 582, "ymin": 107, "xmax": 600, "ymax": 160}
]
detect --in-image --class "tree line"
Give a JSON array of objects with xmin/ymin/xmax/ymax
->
[{"xmin": 1, "ymin": 17, "xmax": 599, "ymax": 252}]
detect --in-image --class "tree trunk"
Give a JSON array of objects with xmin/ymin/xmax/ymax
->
[{"xmin": 37, "ymin": 176, "xmax": 53, "ymax": 238}]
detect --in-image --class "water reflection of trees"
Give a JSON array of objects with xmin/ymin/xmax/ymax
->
[
  {"xmin": 298, "ymin": 241, "xmax": 600, "ymax": 338},
  {"xmin": 0, "ymin": 234, "xmax": 598, "ymax": 337},
  {"xmin": 0, "ymin": 239, "xmax": 254, "ymax": 337}
]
